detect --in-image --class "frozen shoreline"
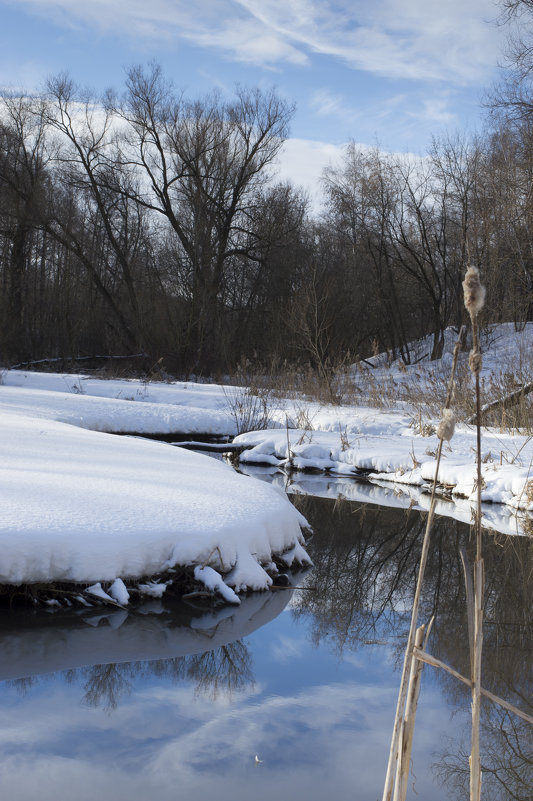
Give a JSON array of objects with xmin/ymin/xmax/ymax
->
[
  {"xmin": 234, "ymin": 418, "xmax": 533, "ymax": 516},
  {"xmin": 0, "ymin": 391, "xmax": 310, "ymax": 595},
  {"xmin": 2, "ymin": 323, "xmax": 532, "ymax": 597}
]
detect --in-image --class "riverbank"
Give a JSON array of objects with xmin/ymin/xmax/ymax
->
[
  {"xmin": 3, "ymin": 356, "xmax": 533, "ymax": 519},
  {"xmin": 2, "ymin": 324, "xmax": 533, "ymax": 601},
  {"xmin": 0, "ymin": 405, "xmax": 310, "ymax": 602}
]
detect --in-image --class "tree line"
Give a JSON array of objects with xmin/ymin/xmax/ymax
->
[{"xmin": 1, "ymin": 48, "xmax": 533, "ymax": 376}]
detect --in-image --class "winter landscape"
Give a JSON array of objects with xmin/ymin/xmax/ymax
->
[
  {"xmin": 1, "ymin": 322, "xmax": 532, "ymax": 601},
  {"xmin": 2, "ymin": 0, "xmax": 533, "ymax": 798},
  {"xmin": 0, "ymin": 322, "xmax": 532, "ymax": 800},
  {"xmin": 0, "ymin": 318, "xmax": 533, "ymax": 600}
]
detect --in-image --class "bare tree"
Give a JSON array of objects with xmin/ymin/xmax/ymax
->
[
  {"xmin": 323, "ymin": 145, "xmax": 412, "ymax": 362},
  {"xmin": 43, "ymin": 75, "xmax": 151, "ymax": 354},
  {"xmin": 489, "ymin": 0, "xmax": 533, "ymax": 120},
  {"xmin": 111, "ymin": 64, "xmax": 295, "ymax": 372},
  {"xmin": 0, "ymin": 95, "xmax": 51, "ymax": 362}
]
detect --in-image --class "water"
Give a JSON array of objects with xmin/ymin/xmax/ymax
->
[{"xmin": 0, "ymin": 483, "xmax": 531, "ymax": 801}]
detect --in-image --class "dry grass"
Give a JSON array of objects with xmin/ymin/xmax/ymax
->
[
  {"xmin": 222, "ymin": 347, "xmax": 533, "ymax": 439},
  {"xmin": 222, "ymin": 382, "xmax": 273, "ymax": 435}
]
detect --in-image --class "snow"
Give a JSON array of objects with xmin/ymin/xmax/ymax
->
[
  {"xmin": 0, "ymin": 374, "xmax": 236, "ymax": 435},
  {"xmin": 137, "ymin": 581, "xmax": 170, "ymax": 598},
  {"xmin": 1, "ymin": 322, "xmax": 532, "ymax": 591},
  {"xmin": 233, "ymin": 324, "xmax": 533, "ymax": 524},
  {"xmin": 0, "ymin": 403, "xmax": 309, "ymax": 590},
  {"xmin": 234, "ymin": 419, "xmax": 533, "ymax": 513},
  {"xmin": 194, "ymin": 565, "xmax": 241, "ymax": 604},
  {"xmin": 108, "ymin": 578, "xmax": 130, "ymax": 605},
  {"xmin": 85, "ymin": 583, "xmax": 115, "ymax": 603}
]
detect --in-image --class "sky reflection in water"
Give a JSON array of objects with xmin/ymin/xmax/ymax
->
[
  {"xmin": 0, "ymin": 612, "xmax": 455, "ymax": 800},
  {"xmin": 0, "ymin": 491, "xmax": 530, "ymax": 801}
]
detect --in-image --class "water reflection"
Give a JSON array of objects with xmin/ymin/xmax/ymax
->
[
  {"xmin": 58, "ymin": 640, "xmax": 252, "ymax": 710},
  {"xmin": 240, "ymin": 462, "xmax": 532, "ymax": 537},
  {"xmin": 0, "ymin": 494, "xmax": 531, "ymax": 800},
  {"xmin": 436, "ymin": 710, "xmax": 533, "ymax": 800},
  {"xmin": 290, "ymin": 495, "xmax": 533, "ymax": 800},
  {"xmin": 1, "ymin": 588, "xmax": 292, "ymax": 708}
]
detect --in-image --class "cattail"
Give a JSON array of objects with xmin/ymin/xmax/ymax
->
[
  {"xmin": 469, "ymin": 350, "xmax": 483, "ymax": 375},
  {"xmin": 437, "ymin": 407, "xmax": 456, "ymax": 442},
  {"xmin": 463, "ymin": 266, "xmax": 486, "ymax": 318}
]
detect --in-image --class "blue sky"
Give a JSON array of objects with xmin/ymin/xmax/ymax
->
[{"xmin": 0, "ymin": 0, "xmax": 507, "ymax": 195}]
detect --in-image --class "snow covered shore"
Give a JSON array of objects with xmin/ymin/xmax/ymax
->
[
  {"xmin": 1, "ymin": 321, "xmax": 532, "ymax": 596},
  {"xmin": 0, "ymin": 391, "xmax": 310, "ymax": 595},
  {"xmin": 234, "ymin": 412, "xmax": 533, "ymax": 513},
  {"xmin": 233, "ymin": 323, "xmax": 533, "ymax": 520}
]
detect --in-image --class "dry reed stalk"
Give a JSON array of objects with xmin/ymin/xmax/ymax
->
[
  {"xmin": 463, "ymin": 264, "xmax": 486, "ymax": 801},
  {"xmin": 412, "ymin": 648, "xmax": 533, "ymax": 725},
  {"xmin": 459, "ymin": 546, "xmax": 475, "ymax": 676},
  {"xmin": 393, "ymin": 621, "xmax": 433, "ymax": 801},
  {"xmin": 382, "ymin": 326, "xmax": 465, "ymax": 801},
  {"xmin": 471, "ymin": 558, "xmax": 484, "ymax": 801}
]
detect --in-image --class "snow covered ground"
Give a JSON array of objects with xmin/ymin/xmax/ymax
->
[
  {"xmin": 0, "ymin": 370, "xmax": 237, "ymax": 436},
  {"xmin": 235, "ymin": 411, "xmax": 533, "ymax": 511},
  {"xmin": 0, "ymin": 382, "xmax": 309, "ymax": 593},
  {"xmin": 235, "ymin": 324, "xmax": 533, "ymax": 529},
  {"xmin": 1, "ymin": 322, "xmax": 532, "ymax": 592}
]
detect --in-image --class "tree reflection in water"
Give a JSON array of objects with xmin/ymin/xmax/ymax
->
[
  {"xmin": 437, "ymin": 711, "xmax": 532, "ymax": 801},
  {"xmin": 16, "ymin": 639, "xmax": 254, "ymax": 713},
  {"xmin": 290, "ymin": 495, "xmax": 532, "ymax": 801},
  {"xmin": 4, "ymin": 494, "xmax": 531, "ymax": 797}
]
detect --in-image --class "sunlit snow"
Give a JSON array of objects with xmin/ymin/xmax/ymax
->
[
  {"xmin": 1, "ymin": 322, "xmax": 532, "ymax": 591},
  {"xmin": 0, "ymin": 402, "xmax": 308, "ymax": 590}
]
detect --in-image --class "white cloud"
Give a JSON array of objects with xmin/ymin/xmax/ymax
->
[
  {"xmin": 418, "ymin": 96, "xmax": 458, "ymax": 125},
  {"xmin": 7, "ymin": 0, "xmax": 504, "ymax": 84},
  {"xmin": 269, "ymin": 633, "xmax": 307, "ymax": 662},
  {"xmin": 187, "ymin": 16, "xmax": 309, "ymax": 67},
  {"xmin": 275, "ymin": 137, "xmax": 345, "ymax": 207},
  {"xmin": 310, "ymin": 88, "xmax": 358, "ymax": 121},
  {"xmin": 0, "ymin": 676, "xmax": 458, "ymax": 800},
  {"xmin": 275, "ymin": 136, "xmax": 428, "ymax": 211}
]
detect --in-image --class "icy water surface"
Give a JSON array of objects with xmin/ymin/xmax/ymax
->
[{"xmin": 0, "ymin": 490, "xmax": 531, "ymax": 801}]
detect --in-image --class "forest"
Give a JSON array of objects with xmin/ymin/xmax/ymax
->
[{"xmin": 1, "ymin": 3, "xmax": 533, "ymax": 379}]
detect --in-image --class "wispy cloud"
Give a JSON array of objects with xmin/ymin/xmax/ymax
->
[
  {"xmin": 306, "ymin": 87, "xmax": 459, "ymax": 149},
  {"xmin": 310, "ymin": 88, "xmax": 359, "ymax": 122},
  {"xmin": 418, "ymin": 96, "xmax": 458, "ymax": 125},
  {"xmin": 0, "ymin": 677, "xmax": 456, "ymax": 800},
  {"xmin": 270, "ymin": 633, "xmax": 307, "ymax": 662},
  {"xmin": 6, "ymin": 0, "xmax": 503, "ymax": 84}
]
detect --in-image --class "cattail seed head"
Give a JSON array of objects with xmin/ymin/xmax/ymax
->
[
  {"xmin": 469, "ymin": 350, "xmax": 483, "ymax": 375},
  {"xmin": 463, "ymin": 266, "xmax": 486, "ymax": 317},
  {"xmin": 437, "ymin": 408, "xmax": 456, "ymax": 442}
]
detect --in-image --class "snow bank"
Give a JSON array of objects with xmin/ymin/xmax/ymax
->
[
  {"xmin": 3, "ymin": 319, "xmax": 533, "ymax": 557},
  {"xmin": 234, "ymin": 416, "xmax": 533, "ymax": 518},
  {"xmin": 0, "ymin": 409, "xmax": 309, "ymax": 589},
  {"xmin": 0, "ymin": 377, "xmax": 235, "ymax": 435}
]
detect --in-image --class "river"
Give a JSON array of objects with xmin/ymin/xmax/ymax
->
[{"xmin": 0, "ymin": 469, "xmax": 531, "ymax": 800}]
